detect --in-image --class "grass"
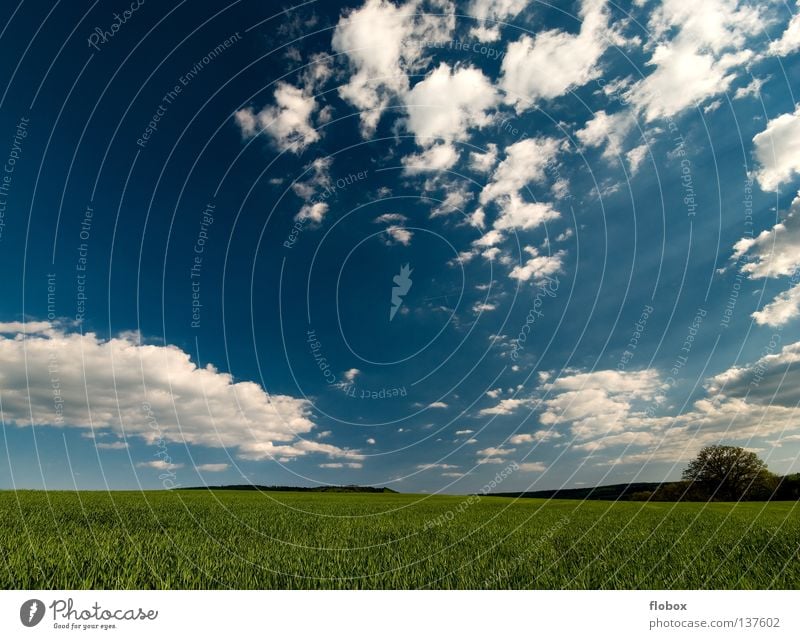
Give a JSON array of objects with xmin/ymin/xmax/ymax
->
[{"xmin": 1, "ymin": 490, "xmax": 798, "ymax": 588}]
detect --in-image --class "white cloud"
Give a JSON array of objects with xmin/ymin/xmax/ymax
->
[
  {"xmin": 343, "ymin": 368, "xmax": 361, "ymax": 382},
  {"xmin": 769, "ymin": 10, "xmax": 800, "ymax": 56},
  {"xmin": 0, "ymin": 321, "xmax": 54, "ymax": 334},
  {"xmin": 234, "ymin": 83, "xmax": 320, "ymax": 153},
  {"xmin": 734, "ymin": 75, "xmax": 768, "ymax": 100},
  {"xmin": 96, "ymin": 441, "xmax": 128, "ymax": 450},
  {"xmin": 0, "ymin": 323, "xmax": 360, "ymax": 463},
  {"xmin": 402, "ymin": 142, "xmax": 460, "ymax": 174},
  {"xmin": 539, "ymin": 369, "xmax": 664, "ymax": 441},
  {"xmin": 384, "ymin": 225, "xmax": 413, "ymax": 245},
  {"xmin": 508, "ymin": 247, "xmax": 564, "ymax": 283},
  {"xmin": 366, "ymin": 437, "xmax": 376, "ymax": 445},
  {"xmin": 295, "ymin": 202, "xmax": 329, "ymax": 224},
  {"xmin": 753, "ymin": 105, "xmax": 800, "ymax": 191},
  {"xmin": 455, "ymin": 429, "xmax": 474, "ymax": 435},
  {"xmin": 492, "ymin": 195, "xmax": 560, "ymax": 232},
  {"xmin": 478, "ymin": 397, "xmax": 533, "ymax": 416},
  {"xmin": 517, "ymin": 461, "xmax": 547, "ymax": 472},
  {"xmin": 473, "ymin": 302, "xmax": 497, "ymax": 313},
  {"xmin": 509, "ymin": 430, "xmax": 561, "ymax": 444},
  {"xmin": 539, "ymin": 350, "xmax": 800, "ymax": 464},
  {"xmin": 404, "ymin": 63, "xmax": 498, "ymax": 146},
  {"xmin": 480, "ymin": 137, "xmax": 560, "ymax": 203},
  {"xmin": 416, "ymin": 463, "xmax": 459, "ymax": 470},
  {"xmin": 195, "ymin": 463, "xmax": 229, "ymax": 472},
  {"xmin": 576, "ymin": 110, "xmax": 634, "ymax": 159},
  {"xmin": 331, "ymin": 0, "xmax": 455, "ymax": 137},
  {"xmin": 730, "ymin": 192, "xmax": 800, "ymax": 278},
  {"xmin": 374, "ymin": 213, "xmax": 408, "ymax": 224},
  {"xmin": 500, "ymin": 0, "xmax": 611, "ymax": 111},
  {"xmin": 429, "ymin": 401, "xmax": 448, "ymax": 408},
  {"xmin": 137, "ymin": 460, "xmax": 184, "ymax": 471},
  {"xmin": 477, "ymin": 446, "xmax": 516, "ymax": 457},
  {"xmin": 628, "ymin": 0, "xmax": 765, "ymax": 121},
  {"xmin": 476, "ymin": 138, "xmax": 562, "ymax": 239},
  {"xmin": 626, "ymin": 144, "xmax": 648, "ymax": 175},
  {"xmin": 319, "ymin": 462, "xmax": 364, "ymax": 469},
  {"xmin": 467, "ymin": 0, "xmax": 528, "ymax": 42},
  {"xmin": 469, "ymin": 143, "xmax": 498, "ymax": 174},
  {"xmin": 753, "ymin": 282, "xmax": 800, "ymax": 327}
]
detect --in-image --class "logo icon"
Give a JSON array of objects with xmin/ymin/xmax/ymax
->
[
  {"xmin": 390, "ymin": 263, "xmax": 413, "ymax": 321},
  {"xmin": 20, "ymin": 599, "xmax": 45, "ymax": 627}
]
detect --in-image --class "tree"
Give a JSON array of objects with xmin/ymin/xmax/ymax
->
[{"xmin": 682, "ymin": 445, "xmax": 777, "ymax": 501}]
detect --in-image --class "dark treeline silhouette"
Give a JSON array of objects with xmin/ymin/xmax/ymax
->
[
  {"xmin": 180, "ymin": 484, "xmax": 397, "ymax": 493},
  {"xmin": 492, "ymin": 446, "xmax": 800, "ymax": 502}
]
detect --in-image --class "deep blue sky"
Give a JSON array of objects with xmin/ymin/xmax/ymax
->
[{"xmin": 1, "ymin": 0, "xmax": 800, "ymax": 493}]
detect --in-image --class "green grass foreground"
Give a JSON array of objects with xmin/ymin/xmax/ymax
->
[{"xmin": 1, "ymin": 490, "xmax": 798, "ymax": 589}]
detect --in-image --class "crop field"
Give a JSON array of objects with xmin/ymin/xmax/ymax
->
[{"xmin": 1, "ymin": 490, "xmax": 798, "ymax": 589}]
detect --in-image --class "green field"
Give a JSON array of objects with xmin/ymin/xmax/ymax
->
[{"xmin": 1, "ymin": 490, "xmax": 798, "ymax": 589}]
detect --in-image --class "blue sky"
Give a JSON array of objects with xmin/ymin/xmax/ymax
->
[{"xmin": 2, "ymin": 0, "xmax": 800, "ymax": 493}]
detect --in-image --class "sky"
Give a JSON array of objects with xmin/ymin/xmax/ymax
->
[{"xmin": 1, "ymin": 0, "xmax": 800, "ymax": 493}]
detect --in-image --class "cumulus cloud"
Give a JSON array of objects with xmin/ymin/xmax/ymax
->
[
  {"xmin": 467, "ymin": 0, "xmax": 528, "ymax": 42},
  {"xmin": 0, "ymin": 323, "xmax": 360, "ymax": 463},
  {"xmin": 576, "ymin": 110, "xmax": 636, "ymax": 160},
  {"xmin": 517, "ymin": 461, "xmax": 547, "ymax": 472},
  {"xmin": 509, "ymin": 430, "xmax": 561, "ymax": 444},
  {"xmin": 769, "ymin": 9, "xmax": 800, "ymax": 56},
  {"xmin": 508, "ymin": 247, "xmax": 564, "ymax": 283},
  {"xmin": 628, "ymin": 0, "xmax": 765, "ymax": 121},
  {"xmin": 730, "ymin": 192, "xmax": 800, "ymax": 278},
  {"xmin": 478, "ymin": 397, "xmax": 533, "ymax": 416},
  {"xmin": 474, "ymin": 138, "xmax": 562, "ymax": 243},
  {"xmin": 234, "ymin": 83, "xmax": 320, "ymax": 153},
  {"xmin": 480, "ymin": 138, "xmax": 559, "ymax": 204},
  {"xmin": 539, "ymin": 369, "xmax": 665, "ymax": 441},
  {"xmin": 331, "ymin": 0, "xmax": 455, "ymax": 137},
  {"xmin": 295, "ymin": 202, "xmax": 330, "ymax": 224},
  {"xmin": 384, "ymin": 225, "xmax": 414, "ymax": 245},
  {"xmin": 753, "ymin": 282, "xmax": 800, "ymax": 327},
  {"xmin": 137, "ymin": 460, "xmax": 184, "ymax": 471},
  {"xmin": 538, "ymin": 353, "xmax": 800, "ymax": 464},
  {"xmin": 402, "ymin": 142, "xmax": 460, "ymax": 174},
  {"xmin": 319, "ymin": 462, "xmax": 364, "ymax": 469},
  {"xmin": 404, "ymin": 63, "xmax": 498, "ymax": 146},
  {"xmin": 752, "ymin": 105, "xmax": 800, "ymax": 191},
  {"xmin": 500, "ymin": 0, "xmax": 611, "ymax": 111},
  {"xmin": 195, "ymin": 463, "xmax": 229, "ymax": 472},
  {"xmin": 469, "ymin": 143, "xmax": 498, "ymax": 174}
]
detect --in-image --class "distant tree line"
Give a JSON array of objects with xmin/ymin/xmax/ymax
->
[{"xmin": 629, "ymin": 445, "xmax": 800, "ymax": 502}]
